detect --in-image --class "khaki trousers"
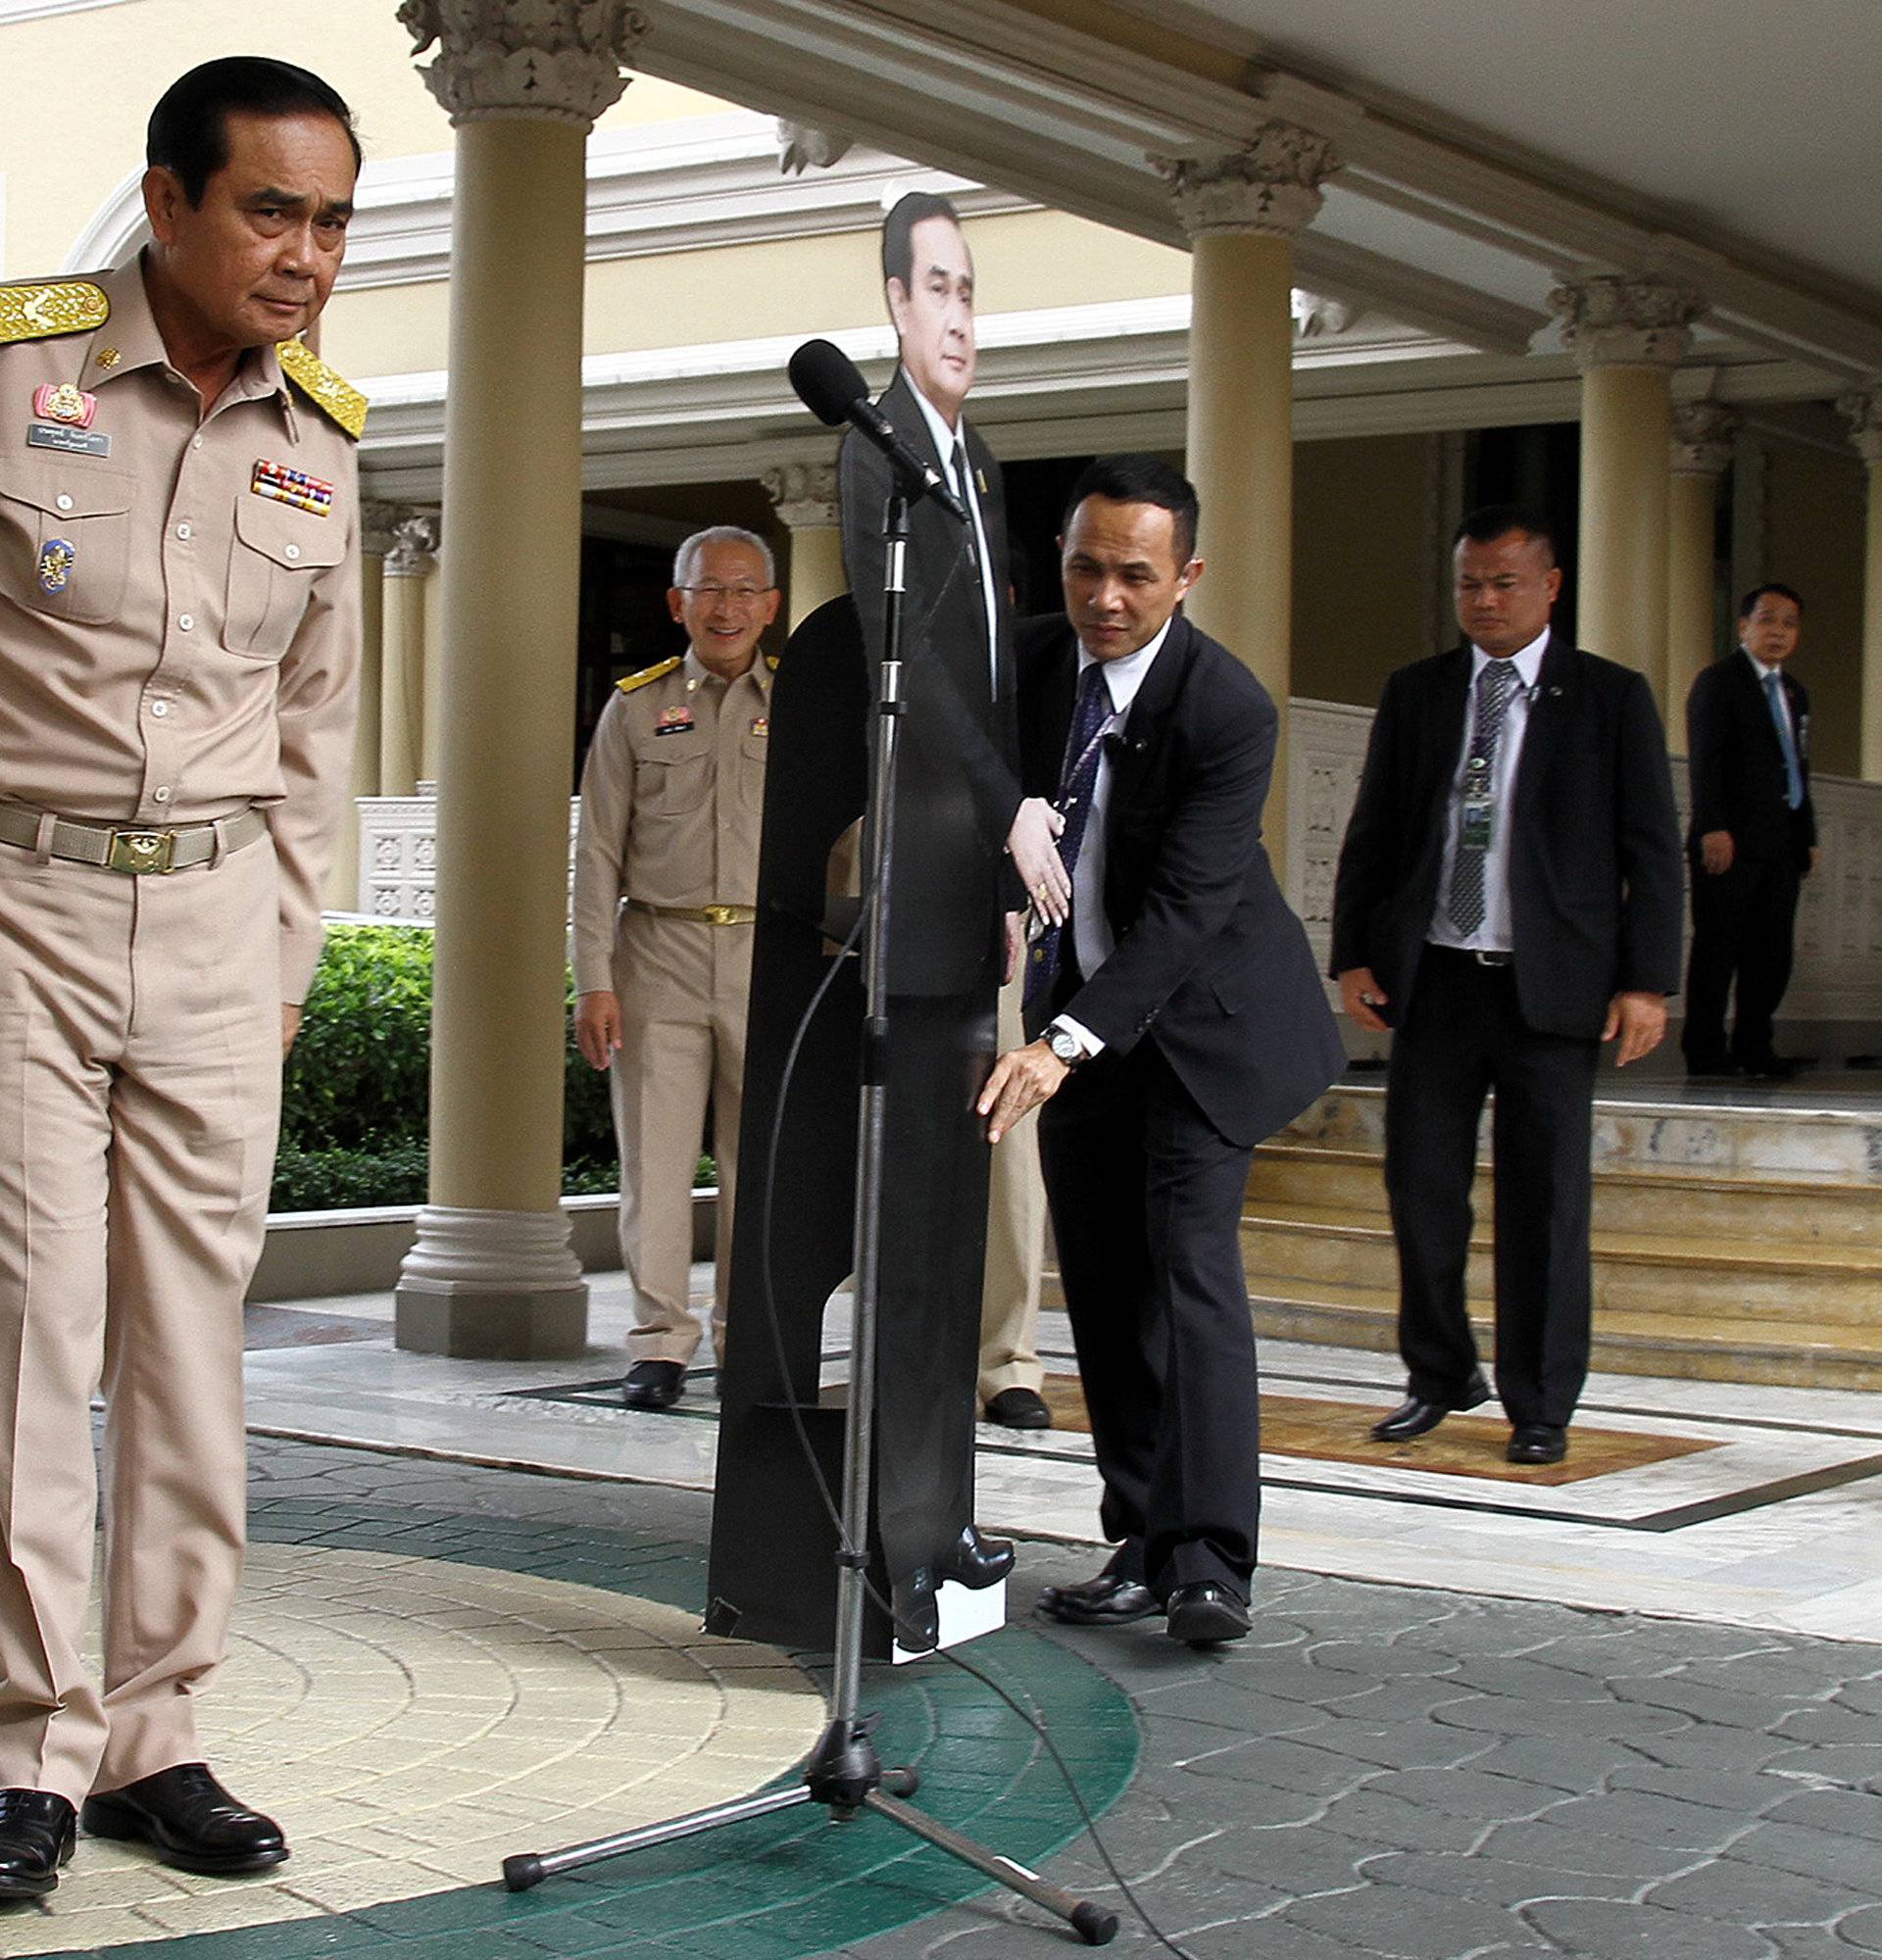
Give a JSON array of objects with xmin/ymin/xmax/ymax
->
[
  {"xmin": 979, "ymin": 967, "xmax": 1045, "ymax": 1402},
  {"xmin": 610, "ymin": 912, "xmax": 752, "ymax": 1366},
  {"xmin": 0, "ymin": 836, "xmax": 280, "ymax": 1805}
]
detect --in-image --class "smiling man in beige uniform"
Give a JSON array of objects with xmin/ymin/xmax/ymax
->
[
  {"xmin": 0, "ymin": 59, "xmax": 362, "ymax": 1897},
  {"xmin": 573, "ymin": 528, "xmax": 780, "ymax": 1411}
]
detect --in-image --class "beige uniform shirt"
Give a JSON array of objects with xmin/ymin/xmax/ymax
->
[
  {"xmin": 571, "ymin": 648, "xmax": 773, "ymax": 994},
  {"xmin": 0, "ymin": 258, "xmax": 362, "ymax": 1000}
]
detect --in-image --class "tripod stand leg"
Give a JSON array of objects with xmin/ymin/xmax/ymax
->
[
  {"xmin": 503, "ymin": 1782, "xmax": 818, "ymax": 1890},
  {"xmin": 863, "ymin": 1788, "xmax": 1119, "ymax": 1945}
]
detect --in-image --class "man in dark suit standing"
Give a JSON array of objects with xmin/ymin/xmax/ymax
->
[
  {"xmin": 1682, "ymin": 584, "xmax": 1818, "ymax": 1078},
  {"xmin": 837, "ymin": 192, "xmax": 1065, "ymax": 1647},
  {"xmin": 980, "ymin": 456, "xmax": 1344, "ymax": 1646},
  {"xmin": 1331, "ymin": 506, "xmax": 1683, "ymax": 1466}
]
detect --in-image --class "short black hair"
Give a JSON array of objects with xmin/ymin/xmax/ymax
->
[
  {"xmin": 1739, "ymin": 581, "xmax": 1803, "ymax": 618},
  {"xmin": 1062, "ymin": 455, "xmax": 1201, "ymax": 565},
  {"xmin": 1453, "ymin": 503, "xmax": 1562, "ymax": 568},
  {"xmin": 148, "ymin": 57, "xmax": 360, "ymax": 208},
  {"xmin": 881, "ymin": 190, "xmax": 964, "ymax": 289}
]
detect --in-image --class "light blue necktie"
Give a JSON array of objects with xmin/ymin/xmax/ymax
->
[{"xmin": 1763, "ymin": 669, "xmax": 1803, "ymax": 810}]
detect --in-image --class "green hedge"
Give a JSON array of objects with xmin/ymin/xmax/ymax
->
[{"xmin": 273, "ymin": 922, "xmax": 623, "ymax": 1211}]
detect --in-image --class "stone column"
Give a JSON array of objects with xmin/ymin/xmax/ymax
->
[
  {"xmin": 1838, "ymin": 390, "xmax": 1882, "ymax": 781},
  {"xmin": 328, "ymin": 501, "xmax": 399, "ymax": 909},
  {"xmin": 395, "ymin": 0, "xmax": 645, "ymax": 1358},
  {"xmin": 378, "ymin": 511, "xmax": 437, "ymax": 800},
  {"xmin": 421, "ymin": 540, "xmax": 447, "ymax": 787},
  {"xmin": 1665, "ymin": 402, "xmax": 1738, "ymax": 740},
  {"xmin": 1162, "ymin": 122, "xmax": 1339, "ymax": 882},
  {"xmin": 762, "ymin": 459, "xmax": 845, "ymax": 628},
  {"xmin": 1556, "ymin": 273, "xmax": 1701, "ymax": 711}
]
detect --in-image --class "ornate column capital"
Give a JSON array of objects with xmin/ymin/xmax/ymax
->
[
  {"xmin": 385, "ymin": 511, "xmax": 442, "ymax": 577},
  {"xmin": 1552, "ymin": 273, "xmax": 1702, "ymax": 368},
  {"xmin": 400, "ymin": 0, "xmax": 646, "ymax": 127},
  {"xmin": 762, "ymin": 460, "xmax": 839, "ymax": 531},
  {"xmin": 1158, "ymin": 122, "xmax": 1341, "ymax": 241},
  {"xmin": 361, "ymin": 497, "xmax": 407, "ymax": 558},
  {"xmin": 776, "ymin": 121, "xmax": 853, "ymax": 174},
  {"xmin": 1838, "ymin": 389, "xmax": 1882, "ymax": 466},
  {"xmin": 1669, "ymin": 401, "xmax": 1740, "ymax": 476}
]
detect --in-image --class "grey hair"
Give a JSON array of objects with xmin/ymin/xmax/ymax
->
[{"xmin": 672, "ymin": 525, "xmax": 775, "ymax": 590}]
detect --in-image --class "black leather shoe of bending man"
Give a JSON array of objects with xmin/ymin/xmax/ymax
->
[
  {"xmin": 983, "ymin": 1387, "xmax": 1052, "ymax": 1429},
  {"xmin": 1507, "ymin": 1423, "xmax": 1568, "ymax": 1465},
  {"xmin": 81, "ymin": 1764, "xmax": 287, "ymax": 1876},
  {"xmin": 621, "ymin": 1360, "xmax": 685, "ymax": 1410},
  {"xmin": 935, "ymin": 1523, "xmax": 1015, "ymax": 1590},
  {"xmin": 0, "ymin": 1789, "xmax": 75, "ymax": 1900},
  {"xmin": 1369, "ymin": 1370, "xmax": 1492, "ymax": 1443},
  {"xmin": 1164, "ymin": 1582, "xmax": 1251, "ymax": 1647},
  {"xmin": 1037, "ymin": 1568, "xmax": 1160, "ymax": 1627},
  {"xmin": 891, "ymin": 1569, "xmax": 940, "ymax": 1652}
]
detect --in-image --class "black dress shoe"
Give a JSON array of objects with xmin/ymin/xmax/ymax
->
[
  {"xmin": 891, "ymin": 1570, "xmax": 940, "ymax": 1652},
  {"xmin": 1370, "ymin": 1371, "xmax": 1492, "ymax": 1442},
  {"xmin": 0, "ymin": 1789, "xmax": 75, "ymax": 1900},
  {"xmin": 1164, "ymin": 1582, "xmax": 1251, "ymax": 1647},
  {"xmin": 620, "ymin": 1360, "xmax": 686, "ymax": 1410},
  {"xmin": 1507, "ymin": 1424, "xmax": 1568, "ymax": 1465},
  {"xmin": 1037, "ymin": 1569, "xmax": 1160, "ymax": 1626},
  {"xmin": 935, "ymin": 1523, "xmax": 1015, "ymax": 1590},
  {"xmin": 82, "ymin": 1764, "xmax": 287, "ymax": 1876},
  {"xmin": 983, "ymin": 1387, "xmax": 1052, "ymax": 1429}
]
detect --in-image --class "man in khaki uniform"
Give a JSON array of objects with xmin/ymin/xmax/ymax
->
[
  {"xmin": 573, "ymin": 528, "xmax": 780, "ymax": 1410},
  {"xmin": 0, "ymin": 61, "xmax": 362, "ymax": 1897}
]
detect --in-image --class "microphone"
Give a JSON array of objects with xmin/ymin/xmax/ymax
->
[{"xmin": 787, "ymin": 338, "xmax": 968, "ymax": 524}]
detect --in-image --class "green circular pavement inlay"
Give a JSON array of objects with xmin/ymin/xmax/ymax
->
[{"xmin": 79, "ymin": 1498, "xmax": 1138, "ymax": 1960}]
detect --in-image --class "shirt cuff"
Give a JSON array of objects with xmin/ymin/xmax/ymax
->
[{"xmin": 1050, "ymin": 1014, "xmax": 1105, "ymax": 1059}]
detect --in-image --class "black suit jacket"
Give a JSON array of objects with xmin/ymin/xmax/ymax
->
[
  {"xmin": 1017, "ymin": 612, "xmax": 1343, "ymax": 1150},
  {"xmin": 1330, "ymin": 631, "xmax": 1684, "ymax": 1041},
  {"xmin": 1686, "ymin": 650, "xmax": 1816, "ymax": 868},
  {"xmin": 839, "ymin": 369, "xmax": 1020, "ymax": 994}
]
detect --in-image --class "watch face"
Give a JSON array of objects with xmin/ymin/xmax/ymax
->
[{"xmin": 1049, "ymin": 1029, "xmax": 1079, "ymax": 1063}]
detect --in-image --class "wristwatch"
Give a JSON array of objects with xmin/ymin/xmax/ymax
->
[{"xmin": 1044, "ymin": 1023, "xmax": 1084, "ymax": 1068}]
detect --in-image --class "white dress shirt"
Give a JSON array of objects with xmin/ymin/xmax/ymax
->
[
  {"xmin": 1051, "ymin": 615, "xmax": 1175, "ymax": 1057},
  {"xmin": 905, "ymin": 369, "xmax": 1000, "ymax": 695},
  {"xmin": 1427, "ymin": 628, "xmax": 1549, "ymax": 955}
]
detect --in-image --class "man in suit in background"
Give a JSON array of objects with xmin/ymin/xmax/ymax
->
[
  {"xmin": 1332, "ymin": 506, "xmax": 1683, "ymax": 1466},
  {"xmin": 1682, "ymin": 584, "xmax": 1819, "ymax": 1079},
  {"xmin": 837, "ymin": 191, "xmax": 1065, "ymax": 1647},
  {"xmin": 980, "ymin": 456, "xmax": 1344, "ymax": 1647}
]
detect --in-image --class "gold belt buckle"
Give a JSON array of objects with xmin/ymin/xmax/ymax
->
[
  {"xmin": 108, "ymin": 828, "xmax": 176, "ymax": 874},
  {"xmin": 704, "ymin": 904, "xmax": 737, "ymax": 925}
]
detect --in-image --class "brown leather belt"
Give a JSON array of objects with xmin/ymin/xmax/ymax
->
[
  {"xmin": 627, "ymin": 899, "xmax": 757, "ymax": 925},
  {"xmin": 0, "ymin": 803, "xmax": 268, "ymax": 874}
]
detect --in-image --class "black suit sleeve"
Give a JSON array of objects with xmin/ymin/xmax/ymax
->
[
  {"xmin": 1063, "ymin": 670, "xmax": 1273, "ymax": 1054},
  {"xmin": 1685, "ymin": 663, "xmax": 1731, "ymax": 840},
  {"xmin": 1614, "ymin": 667, "xmax": 1685, "ymax": 996},
  {"xmin": 1328, "ymin": 665, "xmax": 1410, "ymax": 978}
]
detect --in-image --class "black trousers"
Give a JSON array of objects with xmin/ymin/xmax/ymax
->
[
  {"xmin": 1383, "ymin": 946, "xmax": 1599, "ymax": 1430},
  {"xmin": 1038, "ymin": 1041, "xmax": 1261, "ymax": 1603},
  {"xmin": 1682, "ymin": 852, "xmax": 1803, "ymax": 1068}
]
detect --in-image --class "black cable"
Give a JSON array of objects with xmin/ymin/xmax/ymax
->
[{"xmin": 748, "ymin": 847, "xmax": 1199, "ymax": 1958}]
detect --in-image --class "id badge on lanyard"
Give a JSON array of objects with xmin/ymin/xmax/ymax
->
[{"xmin": 1460, "ymin": 755, "xmax": 1494, "ymax": 853}]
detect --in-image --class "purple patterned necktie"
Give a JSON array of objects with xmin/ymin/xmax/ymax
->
[{"xmin": 1025, "ymin": 662, "xmax": 1112, "ymax": 1010}]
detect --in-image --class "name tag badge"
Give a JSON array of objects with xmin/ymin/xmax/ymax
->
[
  {"xmin": 26, "ymin": 421, "xmax": 111, "ymax": 457},
  {"xmin": 1461, "ymin": 799, "xmax": 1494, "ymax": 853}
]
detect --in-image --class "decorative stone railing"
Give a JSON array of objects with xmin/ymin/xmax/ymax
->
[{"xmin": 357, "ymin": 702, "xmax": 1882, "ymax": 1026}]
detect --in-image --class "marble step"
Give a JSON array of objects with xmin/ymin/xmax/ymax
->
[
  {"xmin": 1247, "ymin": 1277, "xmax": 1882, "ymax": 1392},
  {"xmin": 1248, "ymin": 1146, "xmax": 1882, "ymax": 1249},
  {"xmin": 1239, "ymin": 1201, "xmax": 1882, "ymax": 1322}
]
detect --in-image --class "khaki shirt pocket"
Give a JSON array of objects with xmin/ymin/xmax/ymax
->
[
  {"xmin": 637, "ymin": 745, "xmax": 713, "ymax": 816},
  {"xmin": 224, "ymin": 495, "xmax": 346, "ymax": 661},
  {"xmin": 0, "ymin": 463, "xmax": 133, "ymax": 626},
  {"xmin": 738, "ymin": 729, "xmax": 769, "ymax": 813}
]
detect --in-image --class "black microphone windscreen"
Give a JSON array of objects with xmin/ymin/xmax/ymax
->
[{"xmin": 788, "ymin": 338, "xmax": 868, "ymax": 427}]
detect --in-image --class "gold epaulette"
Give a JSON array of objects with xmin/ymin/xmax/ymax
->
[
  {"xmin": 277, "ymin": 338, "xmax": 368, "ymax": 439},
  {"xmin": 0, "ymin": 280, "xmax": 109, "ymax": 346},
  {"xmin": 618, "ymin": 657, "xmax": 681, "ymax": 696}
]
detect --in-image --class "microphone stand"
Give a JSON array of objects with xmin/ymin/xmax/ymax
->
[{"xmin": 502, "ymin": 476, "xmax": 1118, "ymax": 1946}]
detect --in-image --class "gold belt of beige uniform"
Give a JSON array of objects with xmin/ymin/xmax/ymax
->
[
  {"xmin": 626, "ymin": 899, "xmax": 758, "ymax": 925},
  {"xmin": 0, "ymin": 802, "xmax": 269, "ymax": 875}
]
